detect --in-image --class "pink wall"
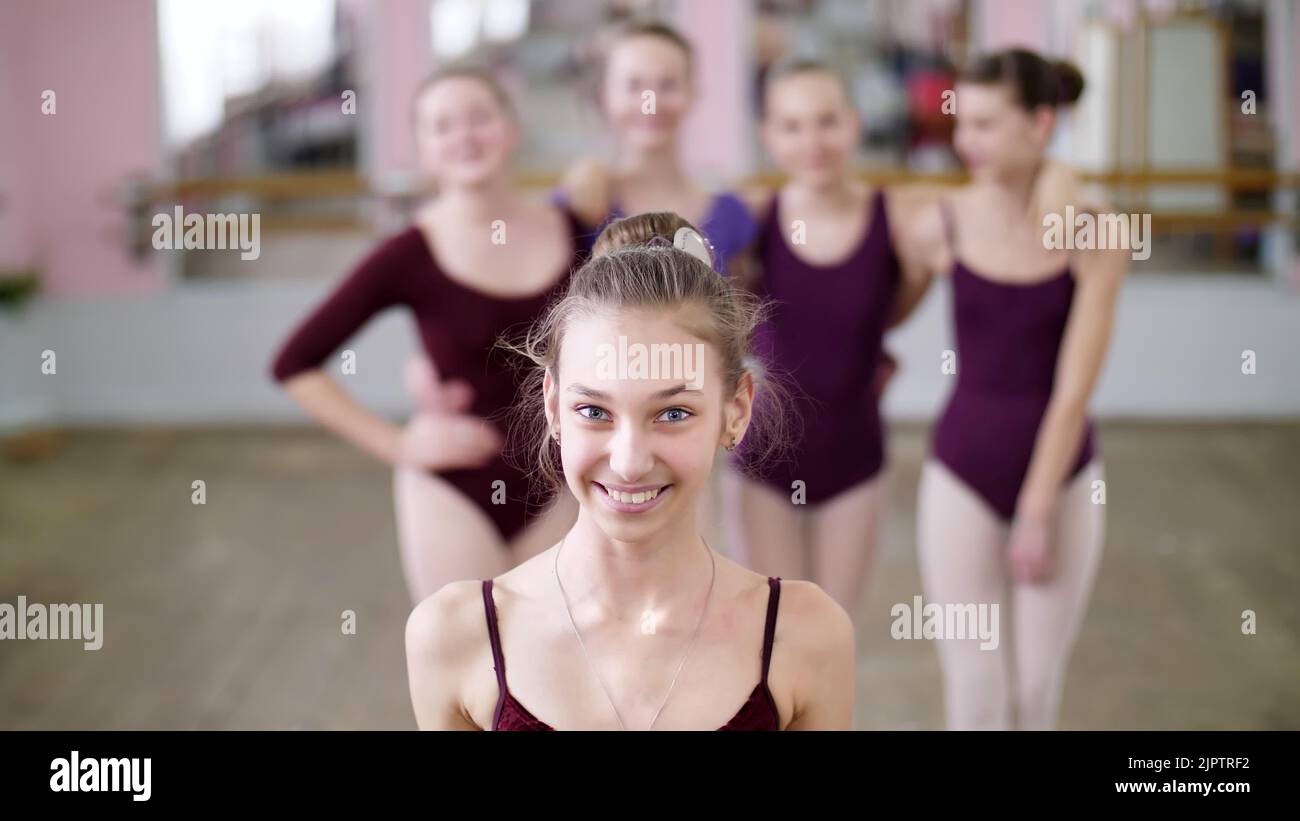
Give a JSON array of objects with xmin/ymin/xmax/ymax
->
[
  {"xmin": 0, "ymin": 23, "xmax": 35, "ymax": 269},
  {"xmin": 366, "ymin": 0, "xmax": 433, "ymax": 181},
  {"xmin": 979, "ymin": 0, "xmax": 1048, "ymax": 50},
  {"xmin": 675, "ymin": 0, "xmax": 753, "ymax": 182},
  {"xmin": 0, "ymin": 0, "xmax": 435, "ymax": 293},
  {"xmin": 0, "ymin": 0, "xmax": 162, "ymax": 296}
]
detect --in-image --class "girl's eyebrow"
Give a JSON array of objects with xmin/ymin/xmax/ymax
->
[{"xmin": 567, "ymin": 383, "xmax": 703, "ymax": 400}]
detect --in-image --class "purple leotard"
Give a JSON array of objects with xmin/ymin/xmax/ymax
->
[
  {"xmin": 559, "ymin": 190, "xmax": 759, "ymax": 273},
  {"xmin": 733, "ymin": 189, "xmax": 900, "ymax": 505},
  {"xmin": 269, "ymin": 207, "xmax": 586, "ymax": 543},
  {"xmin": 931, "ymin": 201, "xmax": 1097, "ymax": 521}
]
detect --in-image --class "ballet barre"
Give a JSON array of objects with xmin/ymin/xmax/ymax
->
[{"xmin": 119, "ymin": 168, "xmax": 1300, "ymax": 241}]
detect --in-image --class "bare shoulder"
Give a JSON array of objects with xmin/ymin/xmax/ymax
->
[
  {"xmin": 406, "ymin": 580, "xmax": 486, "ymax": 667},
  {"xmin": 405, "ymin": 579, "xmax": 491, "ymax": 730},
  {"xmin": 775, "ymin": 579, "xmax": 854, "ymax": 657},
  {"xmin": 1069, "ymin": 200, "xmax": 1133, "ymax": 287},
  {"xmin": 1073, "ymin": 242, "xmax": 1131, "ymax": 287},
  {"xmin": 898, "ymin": 194, "xmax": 951, "ymax": 271},
  {"xmin": 770, "ymin": 579, "xmax": 855, "ymax": 729},
  {"xmin": 558, "ymin": 157, "xmax": 613, "ymax": 228},
  {"xmin": 883, "ymin": 182, "xmax": 949, "ymax": 221}
]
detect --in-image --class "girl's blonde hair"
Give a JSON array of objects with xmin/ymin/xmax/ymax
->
[{"xmin": 500, "ymin": 212, "xmax": 794, "ymax": 498}]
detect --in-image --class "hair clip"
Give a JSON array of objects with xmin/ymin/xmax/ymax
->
[{"xmin": 672, "ymin": 226, "xmax": 713, "ymax": 268}]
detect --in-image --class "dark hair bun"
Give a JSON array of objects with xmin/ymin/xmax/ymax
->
[
  {"xmin": 1051, "ymin": 59, "xmax": 1085, "ymax": 106},
  {"xmin": 961, "ymin": 48, "xmax": 1086, "ymax": 110}
]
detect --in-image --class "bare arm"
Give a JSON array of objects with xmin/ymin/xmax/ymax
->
[
  {"xmin": 557, "ymin": 158, "xmax": 613, "ymax": 229},
  {"xmin": 269, "ymin": 234, "xmax": 409, "ymax": 464},
  {"xmin": 722, "ymin": 183, "xmax": 773, "ymax": 290},
  {"xmin": 889, "ymin": 194, "xmax": 954, "ymax": 328},
  {"xmin": 884, "ymin": 184, "xmax": 951, "ymax": 328},
  {"xmin": 1016, "ymin": 242, "xmax": 1127, "ymax": 520},
  {"xmin": 405, "ymin": 581, "xmax": 485, "ymax": 730},
  {"xmin": 269, "ymin": 232, "xmax": 501, "ymax": 472},
  {"xmin": 281, "ymin": 370, "xmax": 402, "ymax": 465},
  {"xmin": 783, "ymin": 582, "xmax": 855, "ymax": 730}
]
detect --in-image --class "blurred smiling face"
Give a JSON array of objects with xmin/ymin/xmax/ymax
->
[
  {"xmin": 953, "ymin": 82, "xmax": 1052, "ymax": 179},
  {"xmin": 546, "ymin": 306, "xmax": 740, "ymax": 542},
  {"xmin": 762, "ymin": 71, "xmax": 859, "ymax": 187},
  {"xmin": 603, "ymin": 35, "xmax": 693, "ymax": 151},
  {"xmin": 413, "ymin": 76, "xmax": 517, "ymax": 186}
]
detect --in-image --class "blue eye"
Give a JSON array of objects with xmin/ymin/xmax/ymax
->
[
  {"xmin": 576, "ymin": 406, "xmax": 609, "ymax": 421},
  {"xmin": 657, "ymin": 407, "xmax": 693, "ymax": 423}
]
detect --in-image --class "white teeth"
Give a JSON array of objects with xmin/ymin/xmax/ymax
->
[{"xmin": 602, "ymin": 486, "xmax": 660, "ymax": 504}]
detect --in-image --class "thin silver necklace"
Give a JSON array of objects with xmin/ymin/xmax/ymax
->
[{"xmin": 553, "ymin": 534, "xmax": 716, "ymax": 731}]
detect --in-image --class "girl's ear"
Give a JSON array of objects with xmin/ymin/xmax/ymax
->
[
  {"xmin": 723, "ymin": 369, "xmax": 756, "ymax": 449},
  {"xmin": 543, "ymin": 368, "xmax": 558, "ymax": 432},
  {"xmin": 1030, "ymin": 104, "xmax": 1056, "ymax": 151}
]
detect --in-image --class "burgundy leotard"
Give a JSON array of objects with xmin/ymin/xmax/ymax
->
[
  {"xmin": 481, "ymin": 577, "xmax": 783, "ymax": 731},
  {"xmin": 931, "ymin": 201, "xmax": 1096, "ymax": 520},
  {"xmin": 733, "ymin": 188, "xmax": 900, "ymax": 505},
  {"xmin": 269, "ymin": 208, "xmax": 586, "ymax": 542}
]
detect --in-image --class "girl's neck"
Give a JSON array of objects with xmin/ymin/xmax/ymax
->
[
  {"xmin": 783, "ymin": 175, "xmax": 863, "ymax": 212},
  {"xmin": 433, "ymin": 176, "xmax": 520, "ymax": 222},
  {"xmin": 616, "ymin": 144, "xmax": 690, "ymax": 192},
  {"xmin": 975, "ymin": 164, "xmax": 1039, "ymax": 215},
  {"xmin": 556, "ymin": 509, "xmax": 714, "ymax": 621}
]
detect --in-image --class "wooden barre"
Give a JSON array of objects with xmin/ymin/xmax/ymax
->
[
  {"xmin": 237, "ymin": 211, "xmax": 1296, "ymax": 235},
  {"xmin": 137, "ymin": 167, "xmax": 1300, "ymax": 202}
]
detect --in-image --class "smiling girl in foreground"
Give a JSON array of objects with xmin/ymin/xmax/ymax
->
[{"xmin": 405, "ymin": 213, "xmax": 854, "ymax": 730}]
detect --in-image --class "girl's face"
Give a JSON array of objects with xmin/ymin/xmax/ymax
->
[
  {"xmin": 602, "ymin": 35, "xmax": 694, "ymax": 153},
  {"xmin": 953, "ymin": 82, "xmax": 1053, "ymax": 180},
  {"xmin": 545, "ymin": 306, "xmax": 751, "ymax": 544},
  {"xmin": 413, "ymin": 77, "xmax": 517, "ymax": 187},
  {"xmin": 762, "ymin": 71, "xmax": 859, "ymax": 187}
]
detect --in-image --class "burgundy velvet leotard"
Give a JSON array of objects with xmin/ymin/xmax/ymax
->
[
  {"xmin": 269, "ymin": 208, "xmax": 586, "ymax": 542},
  {"xmin": 931, "ymin": 201, "xmax": 1096, "ymax": 521},
  {"xmin": 733, "ymin": 188, "xmax": 900, "ymax": 505},
  {"xmin": 481, "ymin": 577, "xmax": 783, "ymax": 731}
]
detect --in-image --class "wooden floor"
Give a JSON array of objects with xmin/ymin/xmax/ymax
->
[{"xmin": 2, "ymin": 422, "xmax": 1298, "ymax": 730}]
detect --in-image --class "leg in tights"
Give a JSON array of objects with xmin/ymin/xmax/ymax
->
[
  {"xmin": 725, "ymin": 468, "xmax": 807, "ymax": 581},
  {"xmin": 1011, "ymin": 461, "xmax": 1106, "ymax": 730},
  {"xmin": 807, "ymin": 474, "xmax": 884, "ymax": 618},
  {"xmin": 395, "ymin": 355, "xmax": 516, "ymax": 603},
  {"xmin": 917, "ymin": 459, "xmax": 1014, "ymax": 730},
  {"xmin": 393, "ymin": 465, "xmax": 509, "ymax": 606}
]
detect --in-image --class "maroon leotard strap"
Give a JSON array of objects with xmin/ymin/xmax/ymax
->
[
  {"xmin": 760, "ymin": 577, "xmax": 781, "ymax": 686},
  {"xmin": 481, "ymin": 580, "xmax": 509, "ymax": 728}
]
